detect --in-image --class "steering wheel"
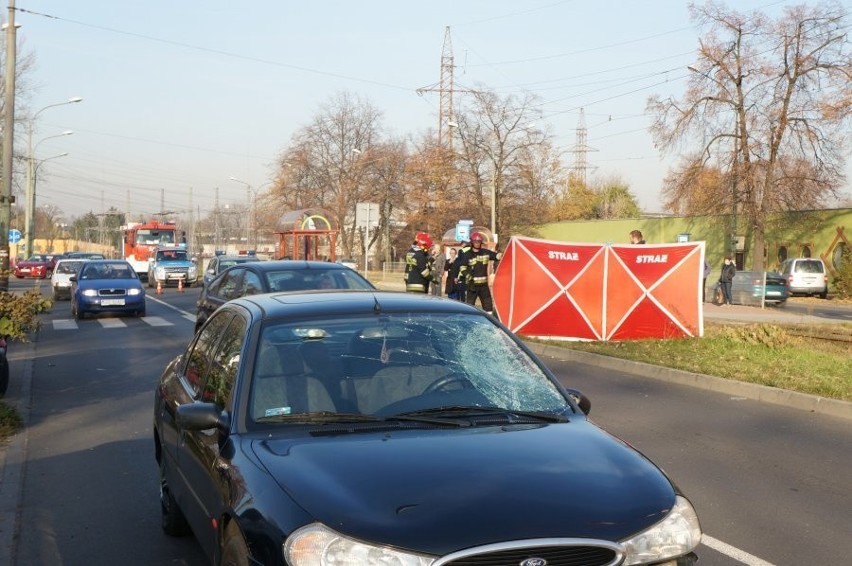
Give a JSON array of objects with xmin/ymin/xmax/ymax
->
[{"xmin": 423, "ymin": 374, "xmax": 470, "ymax": 394}]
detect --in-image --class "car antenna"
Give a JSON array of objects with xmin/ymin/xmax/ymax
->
[{"xmin": 373, "ymin": 294, "xmax": 382, "ymax": 314}]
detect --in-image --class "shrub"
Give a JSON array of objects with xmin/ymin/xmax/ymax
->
[
  {"xmin": 0, "ymin": 289, "xmax": 53, "ymax": 341},
  {"xmin": 832, "ymin": 246, "xmax": 852, "ymax": 299}
]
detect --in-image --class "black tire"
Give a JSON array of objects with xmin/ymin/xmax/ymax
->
[
  {"xmin": 72, "ymin": 303, "xmax": 85, "ymax": 321},
  {"xmin": 137, "ymin": 308, "xmax": 146, "ymax": 318},
  {"xmin": 819, "ymin": 290, "xmax": 828, "ymax": 299},
  {"xmin": 160, "ymin": 459, "xmax": 191, "ymax": 537},
  {"xmin": 220, "ymin": 523, "xmax": 250, "ymax": 566}
]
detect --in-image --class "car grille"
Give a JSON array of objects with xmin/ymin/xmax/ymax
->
[
  {"xmin": 439, "ymin": 543, "xmax": 621, "ymax": 566},
  {"xmin": 98, "ymin": 289, "xmax": 127, "ymax": 297},
  {"xmin": 164, "ymin": 267, "xmax": 188, "ymax": 275}
]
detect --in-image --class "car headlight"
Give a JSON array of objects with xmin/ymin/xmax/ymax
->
[
  {"xmin": 620, "ymin": 495, "xmax": 701, "ymax": 565},
  {"xmin": 284, "ymin": 523, "xmax": 435, "ymax": 566},
  {"xmin": 155, "ymin": 267, "xmax": 165, "ymax": 277},
  {"xmin": 82, "ymin": 289, "xmax": 98, "ymax": 297},
  {"xmin": 127, "ymin": 288, "xmax": 142, "ymax": 296}
]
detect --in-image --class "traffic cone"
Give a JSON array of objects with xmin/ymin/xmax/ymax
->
[
  {"xmin": 156, "ymin": 279, "xmax": 163, "ymax": 295},
  {"xmin": 177, "ymin": 278, "xmax": 184, "ymax": 293}
]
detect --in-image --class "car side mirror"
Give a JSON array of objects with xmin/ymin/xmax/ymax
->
[
  {"xmin": 565, "ymin": 388, "xmax": 591, "ymax": 416},
  {"xmin": 176, "ymin": 403, "xmax": 230, "ymax": 433},
  {"xmin": 69, "ymin": 276, "xmax": 77, "ymax": 282}
]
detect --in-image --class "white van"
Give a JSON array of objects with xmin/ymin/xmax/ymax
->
[{"xmin": 779, "ymin": 258, "xmax": 828, "ymax": 298}]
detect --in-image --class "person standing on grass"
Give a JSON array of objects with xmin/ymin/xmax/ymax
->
[{"xmin": 719, "ymin": 256, "xmax": 736, "ymax": 306}]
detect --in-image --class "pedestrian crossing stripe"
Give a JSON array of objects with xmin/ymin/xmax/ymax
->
[{"xmin": 52, "ymin": 316, "xmax": 175, "ymax": 330}]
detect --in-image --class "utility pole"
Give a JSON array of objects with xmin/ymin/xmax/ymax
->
[{"xmin": 0, "ymin": 0, "xmax": 18, "ymax": 290}]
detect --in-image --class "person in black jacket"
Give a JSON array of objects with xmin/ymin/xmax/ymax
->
[
  {"xmin": 404, "ymin": 232, "xmax": 434, "ymax": 293},
  {"xmin": 719, "ymin": 256, "xmax": 736, "ymax": 306},
  {"xmin": 460, "ymin": 232, "xmax": 501, "ymax": 315}
]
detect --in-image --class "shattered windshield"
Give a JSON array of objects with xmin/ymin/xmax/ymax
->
[{"xmin": 247, "ymin": 312, "xmax": 569, "ymax": 426}]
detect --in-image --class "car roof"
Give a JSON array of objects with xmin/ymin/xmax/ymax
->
[
  {"xmin": 229, "ymin": 290, "xmax": 479, "ymax": 320},
  {"xmin": 240, "ymin": 260, "xmax": 354, "ymax": 272}
]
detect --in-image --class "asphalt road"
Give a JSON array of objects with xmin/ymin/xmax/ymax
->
[{"xmin": 1, "ymin": 280, "xmax": 850, "ymax": 565}]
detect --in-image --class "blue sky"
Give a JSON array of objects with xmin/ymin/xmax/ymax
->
[{"xmin": 12, "ymin": 0, "xmax": 850, "ymax": 221}]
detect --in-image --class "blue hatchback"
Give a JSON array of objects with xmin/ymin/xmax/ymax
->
[{"xmin": 71, "ymin": 260, "xmax": 147, "ymax": 319}]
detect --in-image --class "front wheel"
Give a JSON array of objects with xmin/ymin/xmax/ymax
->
[
  {"xmin": 160, "ymin": 459, "xmax": 190, "ymax": 536},
  {"xmin": 220, "ymin": 523, "xmax": 250, "ymax": 566}
]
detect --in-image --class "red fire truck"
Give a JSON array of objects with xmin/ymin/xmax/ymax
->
[{"xmin": 123, "ymin": 220, "xmax": 179, "ymax": 277}]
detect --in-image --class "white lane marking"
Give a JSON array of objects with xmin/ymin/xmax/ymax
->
[
  {"xmin": 53, "ymin": 319, "xmax": 78, "ymax": 330},
  {"xmin": 146, "ymin": 295, "xmax": 196, "ymax": 320},
  {"xmin": 142, "ymin": 316, "xmax": 173, "ymax": 327},
  {"xmin": 702, "ymin": 535, "xmax": 777, "ymax": 566},
  {"xmin": 98, "ymin": 318, "xmax": 127, "ymax": 328}
]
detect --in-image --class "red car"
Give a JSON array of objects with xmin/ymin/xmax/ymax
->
[{"xmin": 13, "ymin": 254, "xmax": 56, "ymax": 279}]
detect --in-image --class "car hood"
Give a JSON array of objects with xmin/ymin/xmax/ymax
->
[
  {"xmin": 252, "ymin": 422, "xmax": 676, "ymax": 555},
  {"xmin": 16, "ymin": 260, "xmax": 48, "ymax": 268},
  {"xmin": 155, "ymin": 260, "xmax": 194, "ymax": 266}
]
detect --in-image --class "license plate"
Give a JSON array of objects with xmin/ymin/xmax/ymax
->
[
  {"xmin": 101, "ymin": 299, "xmax": 125, "ymax": 306},
  {"xmin": 168, "ymin": 274, "xmax": 184, "ymax": 280},
  {"xmin": 767, "ymin": 291, "xmax": 781, "ymax": 296}
]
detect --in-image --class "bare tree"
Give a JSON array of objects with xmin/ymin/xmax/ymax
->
[
  {"xmin": 452, "ymin": 89, "xmax": 554, "ymax": 241},
  {"xmin": 271, "ymin": 92, "xmax": 384, "ymax": 258},
  {"xmin": 648, "ymin": 1, "xmax": 851, "ymax": 271}
]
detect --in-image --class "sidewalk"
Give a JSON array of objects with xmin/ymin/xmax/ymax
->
[{"xmin": 0, "ymin": 340, "xmax": 35, "ymax": 565}]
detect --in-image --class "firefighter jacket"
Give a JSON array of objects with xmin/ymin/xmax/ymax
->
[
  {"xmin": 404, "ymin": 245, "xmax": 434, "ymax": 292},
  {"xmin": 461, "ymin": 247, "xmax": 501, "ymax": 286},
  {"xmin": 453, "ymin": 244, "xmax": 472, "ymax": 283}
]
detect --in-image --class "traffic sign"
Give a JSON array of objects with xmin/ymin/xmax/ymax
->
[{"xmin": 8, "ymin": 229, "xmax": 21, "ymax": 244}]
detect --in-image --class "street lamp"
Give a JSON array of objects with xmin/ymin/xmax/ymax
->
[
  {"xmin": 228, "ymin": 176, "xmax": 253, "ymax": 249},
  {"xmin": 24, "ymin": 96, "xmax": 82, "ymax": 256},
  {"xmin": 25, "ymin": 130, "xmax": 73, "ymax": 255}
]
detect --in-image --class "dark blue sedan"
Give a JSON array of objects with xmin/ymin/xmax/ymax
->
[
  {"xmin": 71, "ymin": 260, "xmax": 147, "ymax": 319},
  {"xmin": 154, "ymin": 291, "xmax": 701, "ymax": 566}
]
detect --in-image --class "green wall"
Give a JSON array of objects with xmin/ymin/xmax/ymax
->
[{"xmin": 530, "ymin": 208, "xmax": 852, "ymax": 280}]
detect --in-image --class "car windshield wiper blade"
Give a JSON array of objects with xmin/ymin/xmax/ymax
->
[
  {"xmin": 394, "ymin": 406, "xmax": 570, "ymax": 423},
  {"xmin": 255, "ymin": 411, "xmax": 384, "ymax": 424},
  {"xmin": 256, "ymin": 411, "xmax": 468, "ymax": 428}
]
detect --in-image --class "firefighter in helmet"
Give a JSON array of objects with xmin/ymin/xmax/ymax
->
[
  {"xmin": 460, "ymin": 231, "xmax": 501, "ymax": 314},
  {"xmin": 404, "ymin": 232, "xmax": 435, "ymax": 293}
]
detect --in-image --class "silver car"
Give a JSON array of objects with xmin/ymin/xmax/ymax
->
[
  {"xmin": 779, "ymin": 258, "xmax": 828, "ymax": 298},
  {"xmin": 50, "ymin": 259, "xmax": 86, "ymax": 300}
]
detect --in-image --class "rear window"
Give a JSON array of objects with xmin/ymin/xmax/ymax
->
[
  {"xmin": 794, "ymin": 260, "xmax": 824, "ymax": 274},
  {"xmin": 57, "ymin": 261, "xmax": 84, "ymax": 274}
]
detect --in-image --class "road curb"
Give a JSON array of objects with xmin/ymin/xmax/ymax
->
[
  {"xmin": 0, "ymin": 338, "xmax": 35, "ymax": 566},
  {"xmin": 527, "ymin": 343, "xmax": 852, "ymax": 421}
]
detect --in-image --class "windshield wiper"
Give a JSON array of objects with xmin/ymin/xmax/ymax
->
[
  {"xmin": 255, "ymin": 411, "xmax": 467, "ymax": 427},
  {"xmin": 255, "ymin": 411, "xmax": 384, "ymax": 424},
  {"xmin": 393, "ymin": 406, "xmax": 570, "ymax": 423}
]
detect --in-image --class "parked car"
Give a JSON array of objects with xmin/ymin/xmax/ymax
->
[
  {"xmin": 70, "ymin": 260, "xmax": 146, "ymax": 319},
  {"xmin": 154, "ymin": 291, "xmax": 702, "ymax": 566},
  {"xmin": 50, "ymin": 259, "xmax": 86, "ymax": 300},
  {"xmin": 201, "ymin": 254, "xmax": 263, "ymax": 287},
  {"xmin": 711, "ymin": 270, "xmax": 789, "ymax": 306},
  {"xmin": 195, "ymin": 260, "xmax": 376, "ymax": 332},
  {"xmin": 13, "ymin": 254, "xmax": 55, "ymax": 279},
  {"xmin": 779, "ymin": 258, "xmax": 828, "ymax": 298},
  {"xmin": 148, "ymin": 247, "xmax": 198, "ymax": 288}
]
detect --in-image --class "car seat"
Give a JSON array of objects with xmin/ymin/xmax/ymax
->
[{"xmin": 251, "ymin": 342, "xmax": 336, "ymax": 419}]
